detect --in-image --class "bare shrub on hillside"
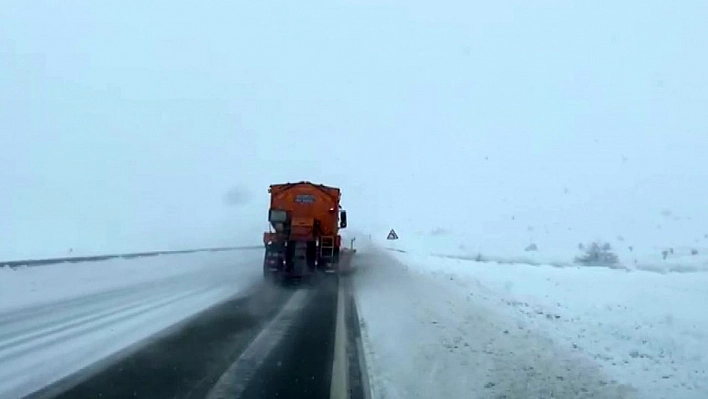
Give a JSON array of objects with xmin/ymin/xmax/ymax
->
[
  {"xmin": 574, "ymin": 242, "xmax": 620, "ymax": 267},
  {"xmin": 430, "ymin": 227, "xmax": 450, "ymax": 237}
]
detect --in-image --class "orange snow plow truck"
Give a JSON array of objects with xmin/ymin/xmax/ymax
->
[{"xmin": 262, "ymin": 181, "xmax": 355, "ymax": 282}]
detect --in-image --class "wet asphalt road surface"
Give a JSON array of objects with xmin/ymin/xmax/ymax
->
[
  {"xmin": 237, "ymin": 278, "xmax": 338, "ymax": 399},
  {"xmin": 25, "ymin": 277, "xmax": 342, "ymax": 399}
]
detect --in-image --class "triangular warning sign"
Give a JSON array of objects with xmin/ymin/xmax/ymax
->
[{"xmin": 386, "ymin": 229, "xmax": 399, "ymax": 240}]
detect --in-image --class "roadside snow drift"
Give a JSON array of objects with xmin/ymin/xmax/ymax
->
[
  {"xmin": 352, "ymin": 243, "xmax": 708, "ymax": 399},
  {"xmin": 0, "ymin": 250, "xmax": 263, "ymax": 399}
]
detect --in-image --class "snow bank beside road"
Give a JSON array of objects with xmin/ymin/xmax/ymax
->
[
  {"xmin": 353, "ymin": 241, "xmax": 708, "ymax": 398},
  {"xmin": 352, "ymin": 247, "xmax": 638, "ymax": 399},
  {"xmin": 403, "ymin": 252, "xmax": 708, "ymax": 398},
  {"xmin": 0, "ymin": 250, "xmax": 263, "ymax": 399}
]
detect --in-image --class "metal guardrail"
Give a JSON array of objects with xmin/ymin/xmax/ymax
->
[{"xmin": 0, "ymin": 245, "xmax": 263, "ymax": 268}]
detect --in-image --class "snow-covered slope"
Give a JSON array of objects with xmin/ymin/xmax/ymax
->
[
  {"xmin": 372, "ymin": 228, "xmax": 708, "ymax": 273},
  {"xmin": 352, "ymin": 241, "xmax": 708, "ymax": 399},
  {"xmin": 0, "ymin": 250, "xmax": 262, "ymax": 399}
]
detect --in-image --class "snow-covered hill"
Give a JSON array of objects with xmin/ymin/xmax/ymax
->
[{"xmin": 370, "ymin": 227, "xmax": 708, "ymax": 274}]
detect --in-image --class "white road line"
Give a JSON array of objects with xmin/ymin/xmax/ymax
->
[
  {"xmin": 206, "ymin": 289, "xmax": 310, "ymax": 399},
  {"xmin": 350, "ymin": 283, "xmax": 373, "ymax": 399},
  {"xmin": 330, "ymin": 279, "xmax": 348, "ymax": 399}
]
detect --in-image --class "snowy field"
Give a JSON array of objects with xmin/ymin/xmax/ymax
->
[
  {"xmin": 374, "ymin": 228, "xmax": 708, "ymax": 273},
  {"xmin": 352, "ymin": 241, "xmax": 708, "ymax": 399},
  {"xmin": 0, "ymin": 250, "xmax": 263, "ymax": 399}
]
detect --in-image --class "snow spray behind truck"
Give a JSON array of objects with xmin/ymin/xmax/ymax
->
[{"xmin": 262, "ymin": 181, "xmax": 354, "ymax": 282}]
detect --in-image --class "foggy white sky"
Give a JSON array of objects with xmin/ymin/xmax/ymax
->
[{"xmin": 1, "ymin": 1, "xmax": 707, "ymax": 259}]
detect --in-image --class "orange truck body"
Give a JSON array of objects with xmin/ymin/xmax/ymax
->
[{"xmin": 262, "ymin": 181, "xmax": 349, "ymax": 281}]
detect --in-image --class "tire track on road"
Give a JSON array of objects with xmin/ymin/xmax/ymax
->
[
  {"xmin": 0, "ymin": 286, "xmax": 214, "ymax": 364},
  {"xmin": 1, "ymin": 278, "xmax": 261, "ymax": 399},
  {"xmin": 27, "ymin": 282, "xmax": 294, "ymax": 399}
]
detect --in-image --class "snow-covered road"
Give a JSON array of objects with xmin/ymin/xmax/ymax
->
[
  {"xmin": 352, "ymin": 242, "xmax": 708, "ymax": 399},
  {"xmin": 0, "ymin": 251, "xmax": 263, "ymax": 399}
]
